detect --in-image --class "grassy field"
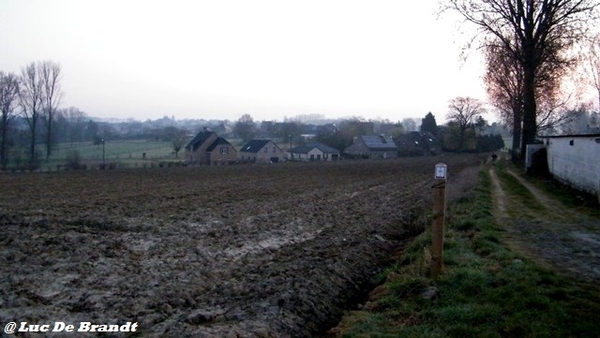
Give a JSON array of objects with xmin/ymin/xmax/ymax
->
[
  {"xmin": 329, "ymin": 160, "xmax": 600, "ymax": 337},
  {"xmin": 20, "ymin": 139, "xmax": 181, "ymax": 171},
  {"xmin": 11, "ymin": 137, "xmax": 255, "ymax": 171}
]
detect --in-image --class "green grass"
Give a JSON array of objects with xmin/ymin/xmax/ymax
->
[
  {"xmin": 12, "ymin": 139, "xmax": 182, "ymax": 171},
  {"xmin": 495, "ymin": 159, "xmax": 599, "ymax": 218},
  {"xmin": 493, "ymin": 161, "xmax": 546, "ymax": 212},
  {"xmin": 527, "ymin": 175, "xmax": 600, "ymax": 218},
  {"xmin": 330, "ymin": 169, "xmax": 600, "ymax": 338},
  {"xmin": 53, "ymin": 140, "xmax": 174, "ymax": 160}
]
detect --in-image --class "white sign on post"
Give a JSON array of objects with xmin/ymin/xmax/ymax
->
[{"xmin": 435, "ymin": 163, "xmax": 447, "ymax": 180}]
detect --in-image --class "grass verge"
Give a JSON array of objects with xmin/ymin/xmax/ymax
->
[
  {"xmin": 494, "ymin": 161, "xmax": 545, "ymax": 213},
  {"xmin": 328, "ymin": 168, "xmax": 600, "ymax": 338},
  {"xmin": 526, "ymin": 173, "xmax": 600, "ymax": 218}
]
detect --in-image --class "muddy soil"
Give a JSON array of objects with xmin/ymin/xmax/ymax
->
[
  {"xmin": 490, "ymin": 167, "xmax": 600, "ymax": 282},
  {"xmin": 0, "ymin": 155, "xmax": 482, "ymax": 337}
]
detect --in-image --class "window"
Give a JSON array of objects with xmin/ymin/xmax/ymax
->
[
  {"xmin": 220, "ymin": 147, "xmax": 228, "ymax": 154},
  {"xmin": 273, "ymin": 147, "xmax": 276, "ymax": 153},
  {"xmin": 569, "ymin": 140, "xmax": 574, "ymax": 146},
  {"xmin": 264, "ymin": 147, "xmax": 268, "ymax": 153}
]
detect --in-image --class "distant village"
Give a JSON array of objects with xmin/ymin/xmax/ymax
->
[
  {"xmin": 99, "ymin": 112, "xmax": 508, "ymax": 165},
  {"xmin": 4, "ymin": 107, "xmax": 600, "ymax": 171}
]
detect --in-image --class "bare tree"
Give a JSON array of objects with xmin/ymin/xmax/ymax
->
[
  {"xmin": 19, "ymin": 62, "xmax": 44, "ymax": 168},
  {"xmin": 401, "ymin": 118, "xmax": 418, "ymax": 132},
  {"xmin": 234, "ymin": 113, "xmax": 256, "ymax": 142},
  {"xmin": 162, "ymin": 126, "xmax": 187, "ymax": 157},
  {"xmin": 585, "ymin": 35, "xmax": 600, "ymax": 112},
  {"xmin": 484, "ymin": 40, "xmax": 575, "ymax": 156},
  {"xmin": 61, "ymin": 106, "xmax": 87, "ymax": 146},
  {"xmin": 535, "ymin": 89, "xmax": 580, "ymax": 134},
  {"xmin": 443, "ymin": 0, "xmax": 599, "ymax": 162},
  {"xmin": 447, "ymin": 97, "xmax": 485, "ymax": 152},
  {"xmin": 554, "ymin": 103, "xmax": 594, "ymax": 134},
  {"xmin": 483, "ymin": 42, "xmax": 524, "ymax": 160},
  {"xmin": 172, "ymin": 131, "xmax": 186, "ymax": 158},
  {"xmin": 39, "ymin": 61, "xmax": 62, "ymax": 159},
  {"xmin": 0, "ymin": 72, "xmax": 20, "ymax": 170}
]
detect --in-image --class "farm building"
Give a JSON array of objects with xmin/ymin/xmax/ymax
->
[
  {"xmin": 396, "ymin": 132, "xmax": 440, "ymax": 156},
  {"xmin": 290, "ymin": 142, "xmax": 340, "ymax": 161},
  {"xmin": 541, "ymin": 134, "xmax": 600, "ymax": 202},
  {"xmin": 344, "ymin": 135, "xmax": 398, "ymax": 159},
  {"xmin": 184, "ymin": 129, "xmax": 238, "ymax": 165},
  {"xmin": 239, "ymin": 139, "xmax": 286, "ymax": 163}
]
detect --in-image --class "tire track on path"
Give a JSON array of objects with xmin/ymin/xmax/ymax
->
[{"xmin": 489, "ymin": 165, "xmax": 600, "ymax": 282}]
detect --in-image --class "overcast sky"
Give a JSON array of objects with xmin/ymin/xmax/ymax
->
[{"xmin": 0, "ymin": 0, "xmax": 489, "ymax": 123}]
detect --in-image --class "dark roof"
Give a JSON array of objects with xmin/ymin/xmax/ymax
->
[
  {"xmin": 240, "ymin": 139, "xmax": 271, "ymax": 153},
  {"xmin": 397, "ymin": 131, "xmax": 438, "ymax": 143},
  {"xmin": 185, "ymin": 131, "xmax": 215, "ymax": 151},
  {"xmin": 206, "ymin": 137, "xmax": 234, "ymax": 151},
  {"xmin": 292, "ymin": 142, "xmax": 339, "ymax": 154},
  {"xmin": 361, "ymin": 135, "xmax": 397, "ymax": 150}
]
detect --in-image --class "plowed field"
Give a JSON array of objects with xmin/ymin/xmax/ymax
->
[{"xmin": 0, "ymin": 155, "xmax": 482, "ymax": 337}]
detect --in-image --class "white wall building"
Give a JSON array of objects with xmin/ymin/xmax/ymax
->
[
  {"xmin": 290, "ymin": 142, "xmax": 340, "ymax": 161},
  {"xmin": 543, "ymin": 134, "xmax": 600, "ymax": 202}
]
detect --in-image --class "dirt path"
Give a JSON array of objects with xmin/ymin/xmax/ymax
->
[{"xmin": 489, "ymin": 165, "xmax": 600, "ymax": 282}]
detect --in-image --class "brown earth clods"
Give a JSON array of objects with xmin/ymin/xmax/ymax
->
[{"xmin": 0, "ymin": 155, "xmax": 482, "ymax": 337}]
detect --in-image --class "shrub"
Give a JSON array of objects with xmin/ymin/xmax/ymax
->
[{"xmin": 66, "ymin": 150, "xmax": 82, "ymax": 170}]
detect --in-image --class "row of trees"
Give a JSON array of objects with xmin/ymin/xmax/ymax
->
[
  {"xmin": 440, "ymin": 97, "xmax": 506, "ymax": 153},
  {"xmin": 0, "ymin": 61, "xmax": 63, "ymax": 170},
  {"xmin": 0, "ymin": 62, "xmax": 503, "ymax": 171},
  {"xmin": 232, "ymin": 113, "xmax": 420, "ymax": 144},
  {"xmin": 443, "ymin": 0, "xmax": 600, "ymax": 163},
  {"xmin": 232, "ymin": 105, "xmax": 504, "ymax": 154}
]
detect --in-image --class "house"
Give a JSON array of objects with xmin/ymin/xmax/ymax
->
[
  {"xmin": 396, "ymin": 131, "xmax": 440, "ymax": 156},
  {"xmin": 290, "ymin": 142, "xmax": 340, "ymax": 161},
  {"xmin": 538, "ymin": 134, "xmax": 600, "ymax": 203},
  {"xmin": 239, "ymin": 139, "xmax": 286, "ymax": 163},
  {"xmin": 344, "ymin": 135, "xmax": 398, "ymax": 159},
  {"xmin": 184, "ymin": 129, "xmax": 238, "ymax": 165}
]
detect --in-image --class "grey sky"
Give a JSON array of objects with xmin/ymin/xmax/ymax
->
[{"xmin": 0, "ymin": 0, "xmax": 488, "ymax": 122}]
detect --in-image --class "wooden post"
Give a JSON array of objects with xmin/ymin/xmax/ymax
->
[{"xmin": 431, "ymin": 163, "xmax": 447, "ymax": 277}]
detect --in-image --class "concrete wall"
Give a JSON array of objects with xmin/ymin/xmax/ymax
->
[
  {"xmin": 307, "ymin": 148, "xmax": 328, "ymax": 161},
  {"xmin": 544, "ymin": 135, "xmax": 600, "ymax": 200},
  {"xmin": 293, "ymin": 148, "xmax": 325, "ymax": 161}
]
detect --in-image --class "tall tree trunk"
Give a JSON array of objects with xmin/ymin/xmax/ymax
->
[
  {"xmin": 30, "ymin": 117, "xmax": 37, "ymax": 168},
  {"xmin": 521, "ymin": 64, "xmax": 537, "ymax": 163},
  {"xmin": 511, "ymin": 109, "xmax": 522, "ymax": 162},
  {"xmin": 46, "ymin": 117, "xmax": 52, "ymax": 159}
]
